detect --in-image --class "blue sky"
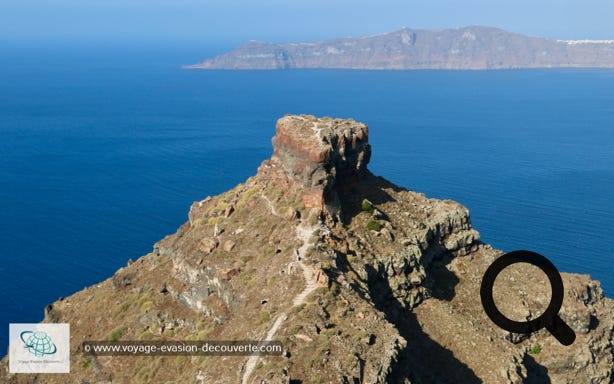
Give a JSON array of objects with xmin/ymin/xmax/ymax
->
[{"xmin": 2, "ymin": 0, "xmax": 614, "ymax": 45}]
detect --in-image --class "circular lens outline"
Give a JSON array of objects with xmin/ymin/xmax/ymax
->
[{"xmin": 480, "ymin": 250, "xmax": 576, "ymax": 346}]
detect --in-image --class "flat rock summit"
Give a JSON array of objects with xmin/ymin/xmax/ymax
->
[
  {"xmin": 187, "ymin": 26, "xmax": 614, "ymax": 70},
  {"xmin": 2, "ymin": 115, "xmax": 613, "ymax": 383}
]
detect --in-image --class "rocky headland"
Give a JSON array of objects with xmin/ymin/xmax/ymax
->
[
  {"xmin": 186, "ymin": 26, "xmax": 614, "ymax": 70},
  {"xmin": 1, "ymin": 115, "xmax": 612, "ymax": 383}
]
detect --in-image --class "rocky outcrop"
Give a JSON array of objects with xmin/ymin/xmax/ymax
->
[
  {"xmin": 186, "ymin": 26, "xmax": 614, "ymax": 70},
  {"xmin": 265, "ymin": 115, "xmax": 370, "ymax": 215},
  {"xmin": 2, "ymin": 115, "xmax": 612, "ymax": 384}
]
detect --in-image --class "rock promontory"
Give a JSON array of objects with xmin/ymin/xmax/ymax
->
[
  {"xmin": 267, "ymin": 115, "xmax": 371, "ymax": 213},
  {"xmin": 2, "ymin": 115, "xmax": 612, "ymax": 384}
]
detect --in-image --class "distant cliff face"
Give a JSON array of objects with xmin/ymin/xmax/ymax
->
[
  {"xmin": 186, "ymin": 26, "xmax": 614, "ymax": 70},
  {"xmin": 2, "ymin": 115, "xmax": 613, "ymax": 383}
]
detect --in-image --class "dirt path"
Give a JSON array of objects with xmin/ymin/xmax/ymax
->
[
  {"xmin": 292, "ymin": 223, "xmax": 318, "ymax": 306},
  {"xmin": 241, "ymin": 195, "xmax": 319, "ymax": 384}
]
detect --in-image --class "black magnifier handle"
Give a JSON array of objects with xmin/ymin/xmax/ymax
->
[{"xmin": 545, "ymin": 315, "xmax": 576, "ymax": 346}]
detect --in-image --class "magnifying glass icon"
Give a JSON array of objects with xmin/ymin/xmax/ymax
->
[{"xmin": 480, "ymin": 250, "xmax": 576, "ymax": 346}]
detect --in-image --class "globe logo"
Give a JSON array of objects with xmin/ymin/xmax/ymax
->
[{"xmin": 20, "ymin": 331, "xmax": 58, "ymax": 357}]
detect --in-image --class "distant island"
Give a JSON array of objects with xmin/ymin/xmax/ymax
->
[{"xmin": 186, "ymin": 26, "xmax": 614, "ymax": 70}]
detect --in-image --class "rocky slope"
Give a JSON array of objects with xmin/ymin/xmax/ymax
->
[
  {"xmin": 2, "ymin": 115, "xmax": 612, "ymax": 383},
  {"xmin": 186, "ymin": 26, "xmax": 614, "ymax": 70}
]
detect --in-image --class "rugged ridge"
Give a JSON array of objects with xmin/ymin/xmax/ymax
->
[
  {"xmin": 186, "ymin": 26, "xmax": 614, "ymax": 70},
  {"xmin": 2, "ymin": 115, "xmax": 612, "ymax": 383}
]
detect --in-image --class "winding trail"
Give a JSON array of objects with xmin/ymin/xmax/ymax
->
[
  {"xmin": 241, "ymin": 194, "xmax": 319, "ymax": 384},
  {"xmin": 292, "ymin": 224, "xmax": 319, "ymax": 306}
]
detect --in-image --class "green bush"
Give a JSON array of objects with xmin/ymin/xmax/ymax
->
[
  {"xmin": 528, "ymin": 344, "xmax": 542, "ymax": 354},
  {"xmin": 367, "ymin": 219, "xmax": 382, "ymax": 232},
  {"xmin": 361, "ymin": 199, "xmax": 373, "ymax": 213},
  {"xmin": 109, "ymin": 326, "xmax": 128, "ymax": 342}
]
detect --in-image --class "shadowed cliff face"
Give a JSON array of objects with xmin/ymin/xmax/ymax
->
[
  {"xmin": 2, "ymin": 115, "xmax": 612, "ymax": 384},
  {"xmin": 186, "ymin": 26, "xmax": 614, "ymax": 70}
]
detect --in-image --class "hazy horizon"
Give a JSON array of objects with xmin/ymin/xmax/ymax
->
[{"xmin": 2, "ymin": 0, "xmax": 614, "ymax": 46}]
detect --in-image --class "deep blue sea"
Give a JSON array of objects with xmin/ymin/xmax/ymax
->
[{"xmin": 1, "ymin": 43, "xmax": 613, "ymax": 352}]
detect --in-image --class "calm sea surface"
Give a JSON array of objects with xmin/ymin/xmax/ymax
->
[{"xmin": 1, "ymin": 44, "xmax": 613, "ymax": 351}]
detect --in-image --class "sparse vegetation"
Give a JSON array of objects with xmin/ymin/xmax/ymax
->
[
  {"xmin": 330, "ymin": 281, "xmax": 341, "ymax": 296},
  {"xmin": 347, "ymin": 270, "xmax": 358, "ymax": 281},
  {"xmin": 196, "ymin": 320, "xmax": 208, "ymax": 331},
  {"xmin": 367, "ymin": 219, "xmax": 383, "ymax": 231},
  {"xmin": 288, "ymin": 304, "xmax": 305, "ymax": 316},
  {"xmin": 109, "ymin": 326, "xmax": 128, "ymax": 342},
  {"xmin": 258, "ymin": 310, "xmax": 271, "ymax": 324},
  {"xmin": 361, "ymin": 199, "xmax": 373, "ymax": 213},
  {"xmin": 138, "ymin": 329, "xmax": 154, "ymax": 340},
  {"xmin": 112, "ymin": 301, "xmax": 131, "ymax": 318},
  {"xmin": 528, "ymin": 344, "xmax": 542, "ymax": 355},
  {"xmin": 140, "ymin": 300, "xmax": 153, "ymax": 312},
  {"xmin": 174, "ymin": 355, "xmax": 187, "ymax": 367},
  {"xmin": 267, "ymin": 275, "xmax": 278, "ymax": 286},
  {"xmin": 197, "ymin": 329, "xmax": 211, "ymax": 339},
  {"xmin": 308, "ymin": 213, "xmax": 320, "ymax": 226}
]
